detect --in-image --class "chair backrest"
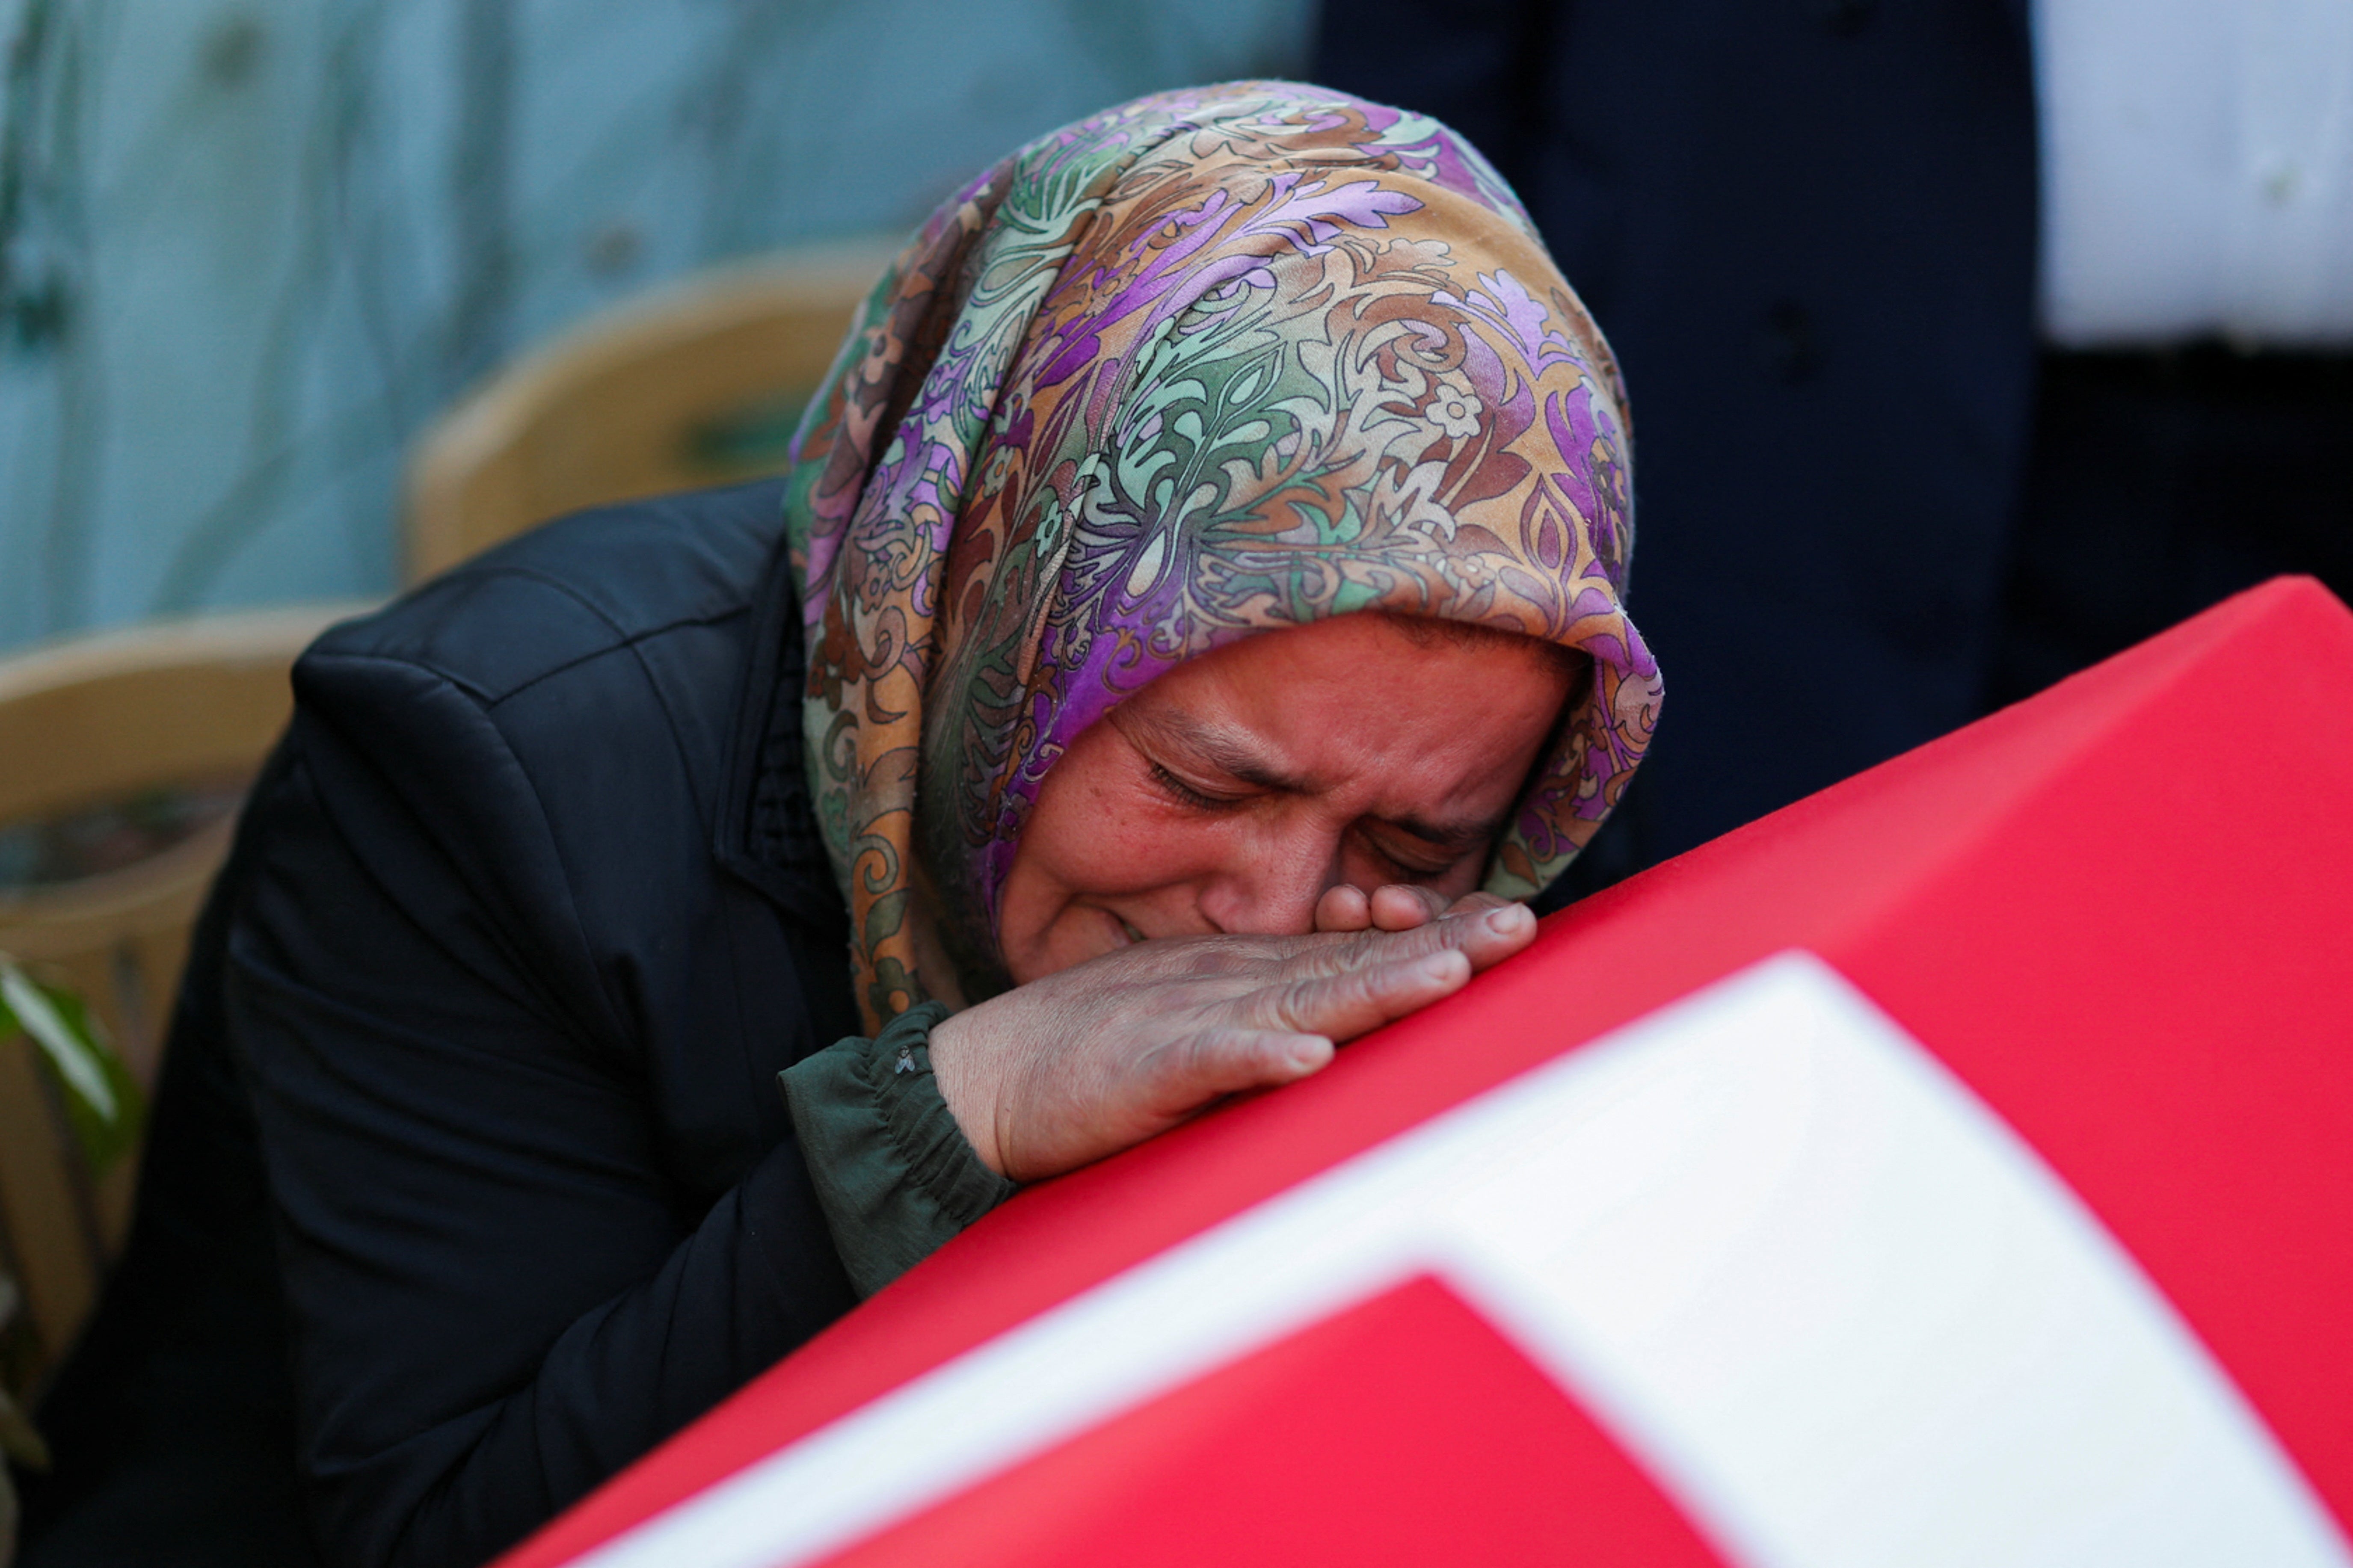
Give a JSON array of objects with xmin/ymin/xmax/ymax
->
[
  {"xmin": 404, "ymin": 236, "xmax": 901, "ymax": 581},
  {"xmin": 0, "ymin": 604, "xmax": 367, "ymax": 1386}
]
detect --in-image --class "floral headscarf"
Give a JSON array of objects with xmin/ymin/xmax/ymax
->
[{"xmin": 784, "ymin": 83, "xmax": 1662, "ymax": 1031}]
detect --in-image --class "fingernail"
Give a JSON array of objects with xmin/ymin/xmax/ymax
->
[
  {"xmin": 1485, "ymin": 905, "xmax": 1532, "ymax": 935},
  {"xmin": 1418, "ymin": 951, "xmax": 1463, "ymax": 982}
]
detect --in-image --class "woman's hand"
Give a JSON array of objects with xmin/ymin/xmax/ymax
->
[
  {"xmin": 1311, "ymin": 882, "xmax": 1512, "ymax": 935},
  {"xmin": 927, "ymin": 895, "xmax": 1535, "ymax": 1183}
]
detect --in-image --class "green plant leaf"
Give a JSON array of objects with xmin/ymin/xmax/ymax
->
[
  {"xmin": 0, "ymin": 959, "xmax": 146, "ymax": 1172},
  {"xmin": 0, "ymin": 962, "xmax": 111, "ymax": 1120}
]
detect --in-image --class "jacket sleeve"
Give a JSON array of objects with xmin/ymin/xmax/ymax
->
[
  {"xmin": 782, "ymin": 1003, "xmax": 1016, "ymax": 1299},
  {"xmin": 225, "ymin": 652, "xmax": 858, "ymax": 1568}
]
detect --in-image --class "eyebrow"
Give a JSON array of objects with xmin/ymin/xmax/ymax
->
[{"xmin": 1134, "ymin": 706, "xmax": 1512, "ymax": 851}]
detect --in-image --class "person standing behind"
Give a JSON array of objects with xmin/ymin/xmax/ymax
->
[{"xmin": 1318, "ymin": 0, "xmax": 2353, "ymax": 883}]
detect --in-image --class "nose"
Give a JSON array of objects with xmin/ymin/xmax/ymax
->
[{"xmin": 1195, "ymin": 818, "xmax": 1342, "ymax": 935}]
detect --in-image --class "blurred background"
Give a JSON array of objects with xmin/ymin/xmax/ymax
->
[{"xmin": 0, "ymin": 0, "xmax": 1313, "ymax": 651}]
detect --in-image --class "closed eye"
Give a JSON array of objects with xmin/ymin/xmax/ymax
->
[
  {"xmin": 1149, "ymin": 760, "xmax": 1248, "ymax": 812},
  {"xmin": 1357, "ymin": 823, "xmax": 1464, "ymax": 881}
]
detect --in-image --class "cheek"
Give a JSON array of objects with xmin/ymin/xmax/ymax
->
[
  {"xmin": 996, "ymin": 728, "xmax": 1223, "ymax": 971},
  {"xmin": 1018, "ymin": 766, "xmax": 1218, "ymax": 897}
]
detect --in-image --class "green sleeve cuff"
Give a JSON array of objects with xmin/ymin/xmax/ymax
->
[{"xmin": 779, "ymin": 1001, "xmax": 1016, "ymax": 1298}]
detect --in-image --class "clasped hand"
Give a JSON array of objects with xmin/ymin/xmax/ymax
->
[{"xmin": 928, "ymin": 888, "xmax": 1536, "ymax": 1183}]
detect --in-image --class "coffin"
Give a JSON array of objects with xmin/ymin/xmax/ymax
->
[{"xmin": 505, "ymin": 575, "xmax": 2353, "ymax": 1568}]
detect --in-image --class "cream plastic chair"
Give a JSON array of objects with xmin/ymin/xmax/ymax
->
[
  {"xmin": 404, "ymin": 236, "xmax": 901, "ymax": 581},
  {"xmin": 0, "ymin": 604, "xmax": 365, "ymax": 1385}
]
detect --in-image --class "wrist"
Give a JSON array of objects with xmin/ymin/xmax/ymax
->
[{"xmin": 925, "ymin": 1006, "xmax": 1005, "ymax": 1176}]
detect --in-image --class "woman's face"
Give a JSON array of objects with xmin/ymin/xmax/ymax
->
[{"xmin": 996, "ymin": 615, "xmax": 1576, "ymax": 984}]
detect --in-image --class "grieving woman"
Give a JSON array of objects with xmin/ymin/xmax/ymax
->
[{"xmin": 18, "ymin": 84, "xmax": 1658, "ymax": 1568}]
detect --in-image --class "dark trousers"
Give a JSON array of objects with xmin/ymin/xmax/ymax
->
[{"xmin": 1988, "ymin": 343, "xmax": 2353, "ymax": 708}]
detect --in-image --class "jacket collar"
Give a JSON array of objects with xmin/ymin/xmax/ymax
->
[{"xmin": 714, "ymin": 535, "xmax": 848, "ymax": 935}]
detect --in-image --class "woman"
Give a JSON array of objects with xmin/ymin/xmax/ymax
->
[{"xmin": 18, "ymin": 83, "xmax": 1656, "ymax": 1568}]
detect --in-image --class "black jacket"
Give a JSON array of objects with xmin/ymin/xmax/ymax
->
[
  {"xmin": 22, "ymin": 480, "xmax": 862, "ymax": 1568},
  {"xmin": 1319, "ymin": 0, "xmax": 2039, "ymax": 865}
]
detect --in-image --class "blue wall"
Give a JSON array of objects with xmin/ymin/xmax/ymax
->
[{"xmin": 0, "ymin": 0, "xmax": 1313, "ymax": 650}]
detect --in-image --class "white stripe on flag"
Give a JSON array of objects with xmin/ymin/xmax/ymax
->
[{"xmin": 573, "ymin": 953, "xmax": 2349, "ymax": 1568}]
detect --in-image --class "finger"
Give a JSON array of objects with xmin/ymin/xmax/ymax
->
[
  {"xmin": 1141, "ymin": 1026, "xmax": 1336, "ymax": 1117},
  {"xmin": 1441, "ymin": 900, "xmax": 1538, "ymax": 969},
  {"xmin": 1315, "ymin": 883, "xmax": 1373, "ymax": 933},
  {"xmin": 1245, "ymin": 946, "xmax": 1473, "ymax": 1044},
  {"xmin": 1442, "ymin": 890, "xmax": 1512, "ymax": 919},
  {"xmin": 1368, "ymin": 883, "xmax": 1449, "ymax": 931},
  {"xmin": 1290, "ymin": 899, "xmax": 1538, "ymax": 983}
]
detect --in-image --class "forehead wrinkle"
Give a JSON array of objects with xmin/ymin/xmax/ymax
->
[{"xmin": 1129, "ymin": 702, "xmax": 1313, "ymax": 793}]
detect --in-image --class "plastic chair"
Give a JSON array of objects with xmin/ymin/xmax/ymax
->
[
  {"xmin": 0, "ymin": 604, "xmax": 366, "ymax": 1385},
  {"xmin": 404, "ymin": 236, "xmax": 901, "ymax": 581}
]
